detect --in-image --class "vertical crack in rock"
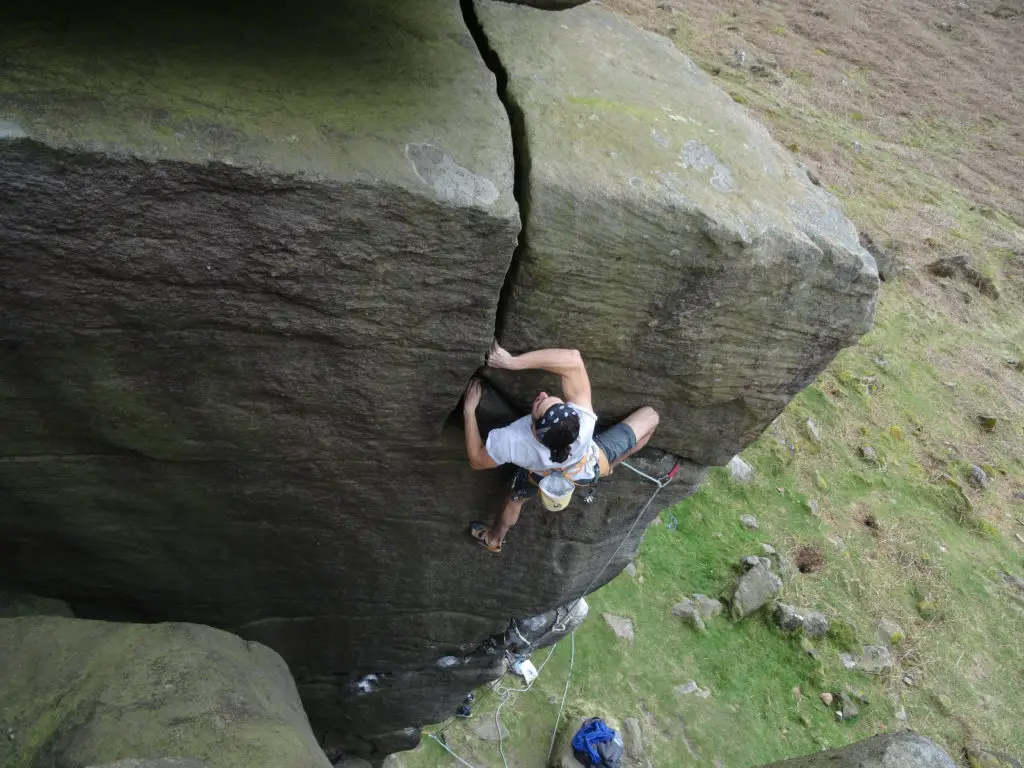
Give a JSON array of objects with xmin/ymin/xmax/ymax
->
[{"xmin": 460, "ymin": 0, "xmax": 529, "ymax": 341}]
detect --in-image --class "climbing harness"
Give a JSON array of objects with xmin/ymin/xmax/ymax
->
[{"xmin": 427, "ymin": 459, "xmax": 679, "ymax": 768}]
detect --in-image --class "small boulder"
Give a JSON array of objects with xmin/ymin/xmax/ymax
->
[
  {"xmin": 731, "ymin": 564, "xmax": 783, "ymax": 620},
  {"xmin": 775, "ymin": 603, "xmax": 804, "ymax": 631},
  {"xmin": 877, "ymin": 618, "xmax": 905, "ymax": 647},
  {"xmin": 728, "ymin": 456, "xmax": 755, "ymax": 483},
  {"xmin": 693, "ymin": 595, "xmax": 724, "ymax": 620},
  {"xmin": 859, "ymin": 445, "xmax": 877, "ymax": 462},
  {"xmin": 978, "ymin": 415, "xmax": 998, "ymax": 432},
  {"xmin": 839, "ymin": 652, "xmax": 858, "ymax": 670},
  {"xmin": 806, "ymin": 419, "xmax": 822, "ymax": 444},
  {"xmin": 624, "ymin": 562, "xmax": 638, "ymax": 578},
  {"xmin": 671, "ymin": 599, "xmax": 705, "ymax": 632},
  {"xmin": 760, "ymin": 543, "xmax": 776, "ymax": 555},
  {"xmin": 837, "ymin": 691, "xmax": 861, "ymax": 721},
  {"xmin": 858, "ymin": 644, "xmax": 894, "ymax": 674},
  {"xmin": 859, "ymin": 231, "xmax": 896, "ymax": 281},
  {"xmin": 602, "ymin": 613, "xmax": 634, "ymax": 643},
  {"xmin": 770, "ymin": 552, "xmax": 798, "ymax": 583},
  {"xmin": 740, "ymin": 514, "xmax": 760, "ymax": 530},
  {"xmin": 820, "ymin": 692, "xmax": 833, "ymax": 706},
  {"xmin": 970, "ymin": 465, "xmax": 989, "ymax": 488},
  {"xmin": 803, "ymin": 611, "xmax": 829, "ymax": 639}
]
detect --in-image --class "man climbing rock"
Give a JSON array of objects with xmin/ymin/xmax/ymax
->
[{"xmin": 463, "ymin": 342, "xmax": 660, "ymax": 553}]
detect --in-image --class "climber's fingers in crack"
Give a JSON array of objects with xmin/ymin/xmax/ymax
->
[{"xmin": 485, "ymin": 339, "xmax": 514, "ymax": 370}]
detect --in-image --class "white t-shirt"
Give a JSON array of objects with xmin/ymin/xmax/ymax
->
[{"xmin": 485, "ymin": 403, "xmax": 599, "ymax": 482}]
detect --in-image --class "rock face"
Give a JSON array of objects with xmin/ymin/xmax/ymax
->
[
  {"xmin": 759, "ymin": 732, "xmax": 956, "ymax": 768},
  {"xmin": 0, "ymin": 0, "xmax": 874, "ymax": 759},
  {"xmin": 0, "ymin": 617, "xmax": 330, "ymax": 768},
  {"xmin": 732, "ymin": 564, "xmax": 783, "ymax": 619},
  {"xmin": 474, "ymin": 0, "xmax": 877, "ymax": 467}
]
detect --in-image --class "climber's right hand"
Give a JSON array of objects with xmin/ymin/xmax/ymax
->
[{"xmin": 486, "ymin": 340, "xmax": 516, "ymax": 370}]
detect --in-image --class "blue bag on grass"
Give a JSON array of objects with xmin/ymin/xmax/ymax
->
[{"xmin": 571, "ymin": 718, "xmax": 625, "ymax": 768}]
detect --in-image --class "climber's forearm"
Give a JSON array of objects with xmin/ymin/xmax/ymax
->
[
  {"xmin": 505, "ymin": 348, "xmax": 584, "ymax": 376},
  {"xmin": 507, "ymin": 347, "xmax": 592, "ymax": 410},
  {"xmin": 463, "ymin": 406, "xmax": 497, "ymax": 470}
]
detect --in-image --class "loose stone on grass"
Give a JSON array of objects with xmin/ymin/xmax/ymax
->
[
  {"xmin": 878, "ymin": 618, "xmax": 905, "ymax": 647},
  {"xmin": 803, "ymin": 612, "xmax": 829, "ymax": 638},
  {"xmin": 858, "ymin": 644, "xmax": 894, "ymax": 674},
  {"xmin": 731, "ymin": 564, "xmax": 783, "ymax": 619},
  {"xmin": 728, "ymin": 456, "xmax": 755, "ymax": 483},
  {"xmin": 740, "ymin": 514, "xmax": 760, "ymax": 530},
  {"xmin": 602, "ymin": 613, "xmax": 635, "ymax": 643},
  {"xmin": 672, "ymin": 595, "xmax": 723, "ymax": 632},
  {"xmin": 837, "ymin": 691, "xmax": 861, "ymax": 721},
  {"xmin": 970, "ymin": 465, "xmax": 989, "ymax": 488}
]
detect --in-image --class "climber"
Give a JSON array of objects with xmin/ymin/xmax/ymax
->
[{"xmin": 463, "ymin": 342, "xmax": 660, "ymax": 553}]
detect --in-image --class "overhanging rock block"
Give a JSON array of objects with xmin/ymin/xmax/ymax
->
[{"xmin": 475, "ymin": 0, "xmax": 878, "ymax": 466}]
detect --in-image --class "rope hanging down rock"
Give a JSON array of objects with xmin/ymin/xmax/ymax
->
[{"xmin": 425, "ymin": 460, "xmax": 675, "ymax": 768}]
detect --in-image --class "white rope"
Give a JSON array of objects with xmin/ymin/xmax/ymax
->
[
  {"xmin": 546, "ymin": 631, "xmax": 576, "ymax": 764},
  {"xmin": 427, "ymin": 733, "xmax": 479, "ymax": 768},
  {"xmin": 567, "ymin": 477, "xmax": 667, "ymax": 614},
  {"xmin": 619, "ymin": 460, "xmax": 666, "ymax": 487},
  {"xmin": 427, "ymin": 462, "xmax": 669, "ymax": 768}
]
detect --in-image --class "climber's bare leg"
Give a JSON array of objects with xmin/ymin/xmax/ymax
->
[
  {"xmin": 488, "ymin": 495, "xmax": 526, "ymax": 547},
  {"xmin": 609, "ymin": 406, "xmax": 660, "ymax": 471}
]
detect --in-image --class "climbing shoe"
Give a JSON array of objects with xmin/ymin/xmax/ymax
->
[
  {"xmin": 455, "ymin": 704, "xmax": 472, "ymax": 719},
  {"xmin": 469, "ymin": 522, "xmax": 502, "ymax": 554}
]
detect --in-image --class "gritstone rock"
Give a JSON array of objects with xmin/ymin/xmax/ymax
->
[
  {"xmin": 731, "ymin": 564, "xmax": 783, "ymax": 620},
  {"xmin": 740, "ymin": 514, "xmax": 761, "ymax": 530},
  {"xmin": 672, "ymin": 595, "xmax": 723, "ymax": 632},
  {"xmin": 858, "ymin": 232, "xmax": 896, "ymax": 281},
  {"xmin": 603, "ymin": 613, "xmax": 635, "ymax": 642},
  {"xmin": 0, "ymin": 590, "xmax": 74, "ymax": 619},
  {"xmin": 729, "ymin": 457, "xmax": 756, "ymax": 483},
  {"xmin": 0, "ymin": 617, "xmax": 330, "ymax": 768},
  {"xmin": 475, "ymin": 0, "xmax": 877, "ymax": 468},
  {"xmin": 802, "ymin": 612, "xmax": 829, "ymax": 639},
  {"xmin": 756, "ymin": 731, "xmax": 957, "ymax": 768},
  {"xmin": 775, "ymin": 603, "xmax": 804, "ymax": 631},
  {"xmin": 877, "ymin": 618, "xmax": 905, "ymax": 647},
  {"xmin": 858, "ymin": 645, "xmax": 895, "ymax": 674},
  {"xmin": 1, "ymin": 0, "xmax": 878, "ymax": 755}
]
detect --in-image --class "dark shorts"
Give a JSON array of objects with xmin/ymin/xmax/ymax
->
[{"xmin": 511, "ymin": 422, "xmax": 638, "ymax": 501}]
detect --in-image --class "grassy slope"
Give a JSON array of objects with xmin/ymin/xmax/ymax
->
[{"xmin": 397, "ymin": 1, "xmax": 1023, "ymax": 764}]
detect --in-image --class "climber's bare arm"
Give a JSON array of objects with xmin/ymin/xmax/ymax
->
[
  {"xmin": 463, "ymin": 379, "xmax": 498, "ymax": 470},
  {"xmin": 487, "ymin": 341, "xmax": 593, "ymax": 411}
]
